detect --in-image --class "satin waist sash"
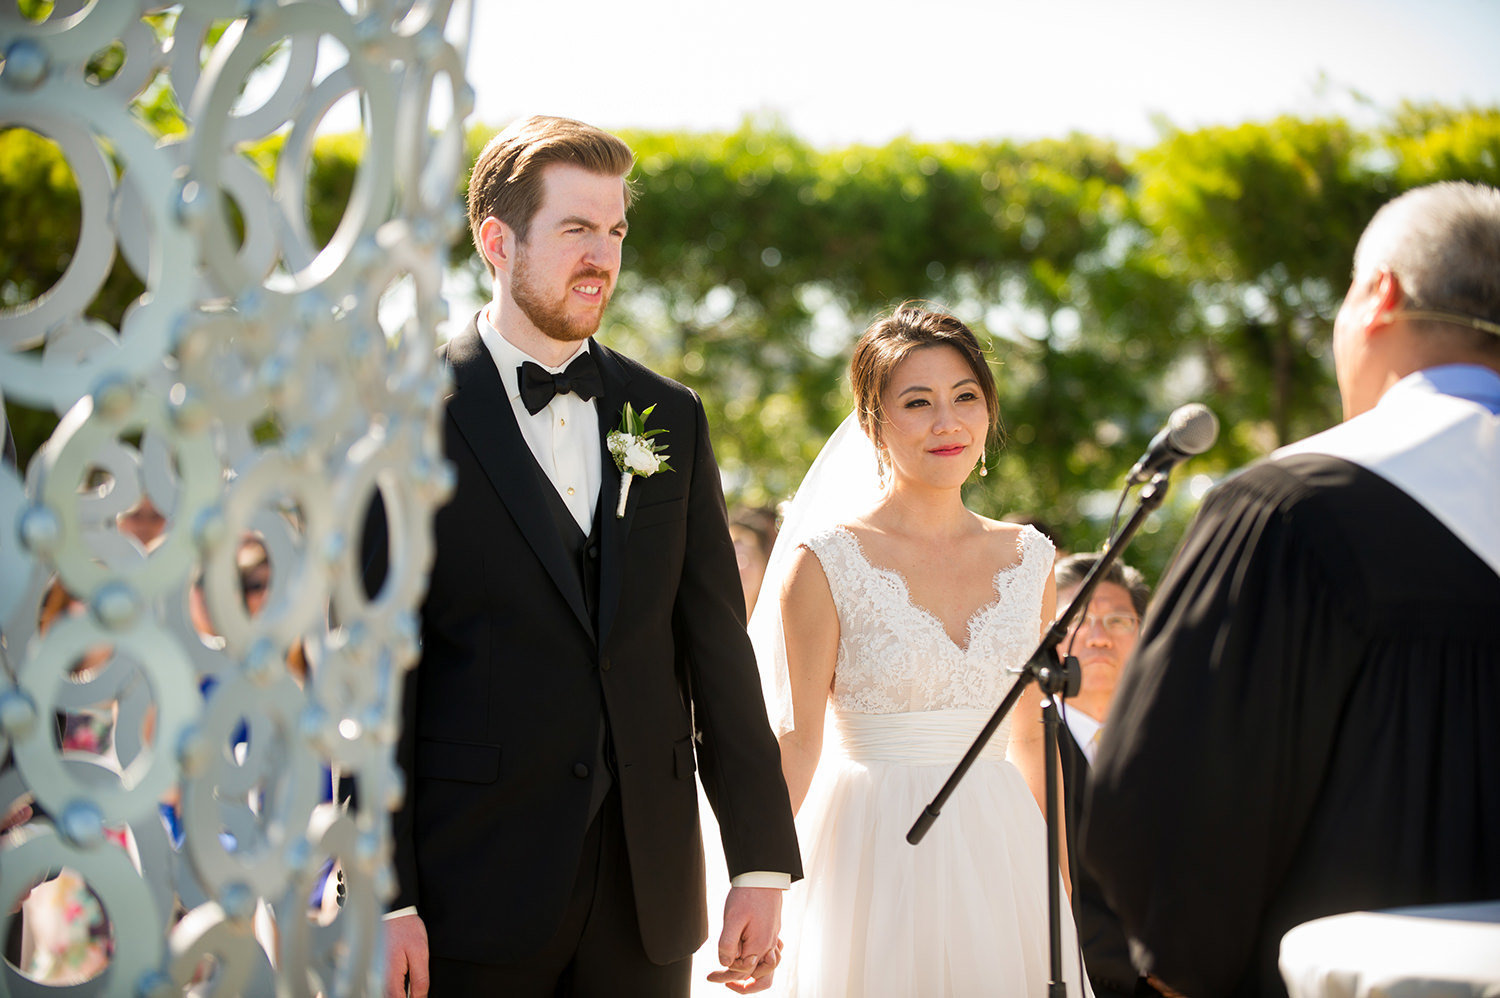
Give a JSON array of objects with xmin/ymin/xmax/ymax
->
[{"xmin": 832, "ymin": 709, "xmax": 1008, "ymax": 765}]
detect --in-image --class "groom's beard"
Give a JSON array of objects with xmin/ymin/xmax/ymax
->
[{"xmin": 511, "ymin": 252, "xmax": 613, "ymax": 344}]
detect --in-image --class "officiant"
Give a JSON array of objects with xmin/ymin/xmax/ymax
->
[{"xmin": 1084, "ymin": 181, "xmax": 1500, "ymax": 997}]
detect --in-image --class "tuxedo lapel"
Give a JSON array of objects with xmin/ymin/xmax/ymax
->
[
  {"xmin": 1060, "ymin": 724, "xmax": 1090, "ymax": 833},
  {"xmin": 444, "ymin": 323, "xmax": 594, "ymax": 638},
  {"xmin": 593, "ymin": 343, "xmax": 637, "ymax": 649}
]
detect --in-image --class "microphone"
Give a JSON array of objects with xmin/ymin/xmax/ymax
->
[{"xmin": 1126, "ymin": 403, "xmax": 1219, "ymax": 484}]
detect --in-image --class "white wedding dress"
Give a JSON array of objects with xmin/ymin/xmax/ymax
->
[{"xmin": 772, "ymin": 522, "xmax": 1092, "ymax": 997}]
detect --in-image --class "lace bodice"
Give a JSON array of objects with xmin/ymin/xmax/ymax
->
[{"xmin": 804, "ymin": 524, "xmax": 1053, "ymax": 735}]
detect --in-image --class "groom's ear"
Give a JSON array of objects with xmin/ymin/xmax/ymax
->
[{"xmin": 478, "ymin": 215, "xmax": 515, "ymax": 275}]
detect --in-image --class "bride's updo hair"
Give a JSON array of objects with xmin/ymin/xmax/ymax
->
[{"xmin": 850, "ymin": 302, "xmax": 1001, "ymax": 459}]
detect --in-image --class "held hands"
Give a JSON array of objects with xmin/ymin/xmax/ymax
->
[
  {"xmin": 1147, "ymin": 973, "xmax": 1191, "ymax": 997},
  {"xmin": 707, "ymin": 885, "xmax": 785, "ymax": 994},
  {"xmin": 383, "ymin": 912, "xmax": 430, "ymax": 998}
]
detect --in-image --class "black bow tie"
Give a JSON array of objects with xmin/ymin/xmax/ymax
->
[{"xmin": 518, "ymin": 352, "xmax": 603, "ymax": 415}]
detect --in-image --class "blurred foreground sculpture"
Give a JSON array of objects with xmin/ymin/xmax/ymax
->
[{"xmin": 0, "ymin": 2, "xmax": 469, "ymax": 993}]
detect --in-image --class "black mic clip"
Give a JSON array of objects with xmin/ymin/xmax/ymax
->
[{"xmin": 1036, "ymin": 654, "xmax": 1082, "ymax": 698}]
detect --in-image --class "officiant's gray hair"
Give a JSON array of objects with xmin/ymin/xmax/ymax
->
[
  {"xmin": 850, "ymin": 302, "xmax": 1001, "ymax": 463},
  {"xmin": 1354, "ymin": 181, "xmax": 1500, "ymax": 356}
]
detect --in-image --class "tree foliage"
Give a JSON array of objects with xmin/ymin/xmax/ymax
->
[{"xmin": 6, "ymin": 105, "xmax": 1499, "ymax": 580}]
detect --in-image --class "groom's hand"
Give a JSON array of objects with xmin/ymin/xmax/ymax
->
[
  {"xmin": 708, "ymin": 885, "xmax": 783, "ymax": 993},
  {"xmin": 383, "ymin": 912, "xmax": 430, "ymax": 998}
]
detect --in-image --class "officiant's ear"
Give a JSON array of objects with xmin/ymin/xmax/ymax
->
[
  {"xmin": 1364, "ymin": 269, "xmax": 1406, "ymax": 332},
  {"xmin": 478, "ymin": 215, "xmax": 516, "ymax": 275}
]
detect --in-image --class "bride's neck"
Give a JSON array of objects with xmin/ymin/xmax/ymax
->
[{"xmin": 872, "ymin": 481, "xmax": 974, "ymax": 539}]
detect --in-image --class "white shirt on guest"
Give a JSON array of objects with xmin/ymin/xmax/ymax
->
[
  {"xmin": 1064, "ymin": 705, "xmax": 1104, "ymax": 766},
  {"xmin": 477, "ymin": 306, "xmax": 601, "ymax": 534}
]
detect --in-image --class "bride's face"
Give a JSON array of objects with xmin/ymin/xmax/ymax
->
[{"xmin": 878, "ymin": 345, "xmax": 989, "ymax": 490}]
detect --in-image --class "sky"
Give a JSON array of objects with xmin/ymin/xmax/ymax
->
[{"xmin": 458, "ymin": 0, "xmax": 1500, "ymax": 148}]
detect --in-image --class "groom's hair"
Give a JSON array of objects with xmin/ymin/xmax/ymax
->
[
  {"xmin": 851, "ymin": 302, "xmax": 1001, "ymax": 457},
  {"xmin": 467, "ymin": 115, "xmax": 636, "ymax": 275}
]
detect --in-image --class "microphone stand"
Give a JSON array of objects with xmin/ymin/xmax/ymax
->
[{"xmin": 907, "ymin": 470, "xmax": 1175, "ymax": 996}]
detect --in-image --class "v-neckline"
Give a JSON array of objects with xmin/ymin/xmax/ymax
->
[{"xmin": 836, "ymin": 525, "xmax": 1030, "ymax": 654}]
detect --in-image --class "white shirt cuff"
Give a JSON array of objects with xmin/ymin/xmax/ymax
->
[
  {"xmin": 731, "ymin": 871, "xmax": 791, "ymax": 890},
  {"xmin": 383, "ymin": 906, "xmax": 419, "ymax": 921}
]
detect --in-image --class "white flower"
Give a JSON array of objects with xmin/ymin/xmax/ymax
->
[
  {"xmin": 623, "ymin": 439, "xmax": 660, "ymax": 475},
  {"xmin": 609, "ymin": 402, "xmax": 673, "ymax": 517}
]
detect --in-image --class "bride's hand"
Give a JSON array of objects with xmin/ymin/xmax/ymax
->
[
  {"xmin": 706, "ymin": 937, "xmax": 783, "ymax": 993},
  {"xmin": 1147, "ymin": 973, "xmax": 1190, "ymax": 997}
]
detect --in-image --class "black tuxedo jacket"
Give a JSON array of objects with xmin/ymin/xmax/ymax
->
[
  {"xmin": 382, "ymin": 321, "xmax": 801, "ymax": 965},
  {"xmin": 1060, "ymin": 721, "xmax": 1143, "ymax": 998}
]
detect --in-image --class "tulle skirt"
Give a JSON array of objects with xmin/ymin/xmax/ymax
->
[{"xmin": 779, "ymin": 710, "xmax": 1091, "ymax": 997}]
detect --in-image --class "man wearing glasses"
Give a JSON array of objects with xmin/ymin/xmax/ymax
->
[{"xmin": 1052, "ymin": 554, "xmax": 1161, "ymax": 998}]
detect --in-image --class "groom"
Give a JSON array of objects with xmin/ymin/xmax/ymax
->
[{"xmin": 377, "ymin": 116, "xmax": 802, "ymax": 996}]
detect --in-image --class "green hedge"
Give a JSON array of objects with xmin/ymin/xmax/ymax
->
[{"xmin": 6, "ymin": 104, "xmax": 1499, "ymax": 578}]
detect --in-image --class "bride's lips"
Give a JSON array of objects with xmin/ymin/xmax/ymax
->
[{"xmin": 928, "ymin": 445, "xmax": 967, "ymax": 457}]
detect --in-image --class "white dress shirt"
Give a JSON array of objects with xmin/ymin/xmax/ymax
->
[
  {"xmin": 477, "ymin": 308, "xmax": 601, "ymax": 534},
  {"xmin": 1063, "ymin": 705, "xmax": 1104, "ymax": 766}
]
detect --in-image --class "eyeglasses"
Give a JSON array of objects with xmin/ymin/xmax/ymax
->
[{"xmin": 1064, "ymin": 612, "xmax": 1139, "ymax": 636}]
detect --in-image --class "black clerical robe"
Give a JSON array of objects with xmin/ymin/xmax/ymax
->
[{"xmin": 1083, "ymin": 448, "xmax": 1500, "ymax": 997}]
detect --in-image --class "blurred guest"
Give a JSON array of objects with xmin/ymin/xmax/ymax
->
[
  {"xmin": 236, "ymin": 537, "xmax": 271, "ymax": 613},
  {"xmin": 1053, "ymin": 554, "xmax": 1159, "ymax": 998},
  {"xmin": 1084, "ymin": 182, "xmax": 1500, "ymax": 996},
  {"xmin": 39, "ymin": 580, "xmax": 116, "ymax": 755},
  {"xmin": 15, "ymin": 580, "xmax": 120, "ymax": 985},
  {"xmin": 233, "ymin": 537, "xmax": 306, "ymax": 684},
  {"xmin": 117, "ymin": 496, "xmax": 166, "ymax": 549},
  {"xmin": 729, "ymin": 505, "xmax": 778, "ymax": 617}
]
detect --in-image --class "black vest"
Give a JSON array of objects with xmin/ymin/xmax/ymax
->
[
  {"xmin": 533, "ymin": 468, "xmax": 613, "ymax": 818},
  {"xmin": 534, "ymin": 471, "xmax": 602, "ymax": 626}
]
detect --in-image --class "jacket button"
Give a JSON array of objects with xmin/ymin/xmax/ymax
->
[
  {"xmin": 600, "ymin": 656, "xmax": 612, "ymax": 672},
  {"xmin": 573, "ymin": 763, "xmax": 589, "ymax": 779}
]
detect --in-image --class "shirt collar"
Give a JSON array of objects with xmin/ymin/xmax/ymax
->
[
  {"xmin": 476, "ymin": 305, "xmax": 591, "ymax": 403},
  {"xmin": 1063, "ymin": 704, "xmax": 1104, "ymax": 756},
  {"xmin": 1387, "ymin": 364, "xmax": 1500, "ymax": 415}
]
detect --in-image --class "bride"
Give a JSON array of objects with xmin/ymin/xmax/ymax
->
[{"xmin": 757, "ymin": 304, "xmax": 1092, "ymax": 996}]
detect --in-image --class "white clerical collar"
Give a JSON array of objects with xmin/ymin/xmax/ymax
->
[
  {"xmin": 476, "ymin": 306, "xmax": 591, "ymax": 403},
  {"xmin": 1275, "ymin": 365, "xmax": 1500, "ymax": 578}
]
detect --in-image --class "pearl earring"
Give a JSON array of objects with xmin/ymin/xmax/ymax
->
[{"xmin": 979, "ymin": 453, "xmax": 988, "ymax": 478}]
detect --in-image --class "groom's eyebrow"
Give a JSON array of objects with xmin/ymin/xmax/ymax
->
[{"xmin": 557, "ymin": 214, "xmax": 629, "ymax": 233}]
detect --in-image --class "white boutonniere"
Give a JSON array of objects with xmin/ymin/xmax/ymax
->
[{"xmin": 608, "ymin": 402, "xmax": 672, "ymax": 518}]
